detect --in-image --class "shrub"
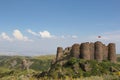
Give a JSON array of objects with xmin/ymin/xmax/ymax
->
[{"xmin": 67, "ymin": 57, "xmax": 78, "ymax": 65}]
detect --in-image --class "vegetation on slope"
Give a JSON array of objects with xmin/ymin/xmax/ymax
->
[
  {"xmin": 0, "ymin": 55, "xmax": 55, "ymax": 80},
  {"xmin": 0, "ymin": 55, "xmax": 120, "ymax": 80},
  {"xmin": 46, "ymin": 57, "xmax": 120, "ymax": 79}
]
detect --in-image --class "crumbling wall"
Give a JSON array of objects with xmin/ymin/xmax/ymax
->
[
  {"xmin": 56, "ymin": 41, "xmax": 116, "ymax": 63},
  {"xmin": 56, "ymin": 47, "xmax": 63, "ymax": 61},
  {"xmin": 64, "ymin": 47, "xmax": 71, "ymax": 55}
]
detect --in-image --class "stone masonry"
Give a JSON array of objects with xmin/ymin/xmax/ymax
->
[{"xmin": 56, "ymin": 41, "xmax": 116, "ymax": 63}]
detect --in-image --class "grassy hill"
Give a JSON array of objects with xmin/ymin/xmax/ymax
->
[
  {"xmin": 0, "ymin": 55, "xmax": 55, "ymax": 71},
  {"xmin": 0, "ymin": 55, "xmax": 55, "ymax": 80},
  {"xmin": 0, "ymin": 55, "xmax": 120, "ymax": 80}
]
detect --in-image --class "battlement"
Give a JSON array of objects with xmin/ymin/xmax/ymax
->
[{"xmin": 56, "ymin": 41, "xmax": 116, "ymax": 63}]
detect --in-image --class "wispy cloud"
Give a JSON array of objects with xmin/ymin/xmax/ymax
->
[
  {"xmin": 39, "ymin": 31, "xmax": 54, "ymax": 38},
  {"xmin": 0, "ymin": 32, "xmax": 13, "ymax": 41},
  {"xmin": 27, "ymin": 29, "xmax": 79, "ymax": 39},
  {"xmin": 71, "ymin": 35, "xmax": 78, "ymax": 38},
  {"xmin": 27, "ymin": 29, "xmax": 39, "ymax": 36},
  {"xmin": 27, "ymin": 29, "xmax": 55, "ymax": 38},
  {"xmin": 13, "ymin": 29, "xmax": 32, "ymax": 41}
]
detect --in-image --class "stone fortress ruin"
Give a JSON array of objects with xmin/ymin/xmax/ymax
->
[
  {"xmin": 56, "ymin": 41, "xmax": 116, "ymax": 63},
  {"xmin": 38, "ymin": 41, "xmax": 117, "ymax": 78}
]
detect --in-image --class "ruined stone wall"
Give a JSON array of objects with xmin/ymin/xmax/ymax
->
[
  {"xmin": 56, "ymin": 41, "xmax": 116, "ymax": 63},
  {"xmin": 64, "ymin": 47, "xmax": 71, "ymax": 55},
  {"xmin": 56, "ymin": 47, "xmax": 63, "ymax": 61}
]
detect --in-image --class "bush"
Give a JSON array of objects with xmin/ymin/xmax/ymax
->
[{"xmin": 67, "ymin": 57, "xmax": 78, "ymax": 65}]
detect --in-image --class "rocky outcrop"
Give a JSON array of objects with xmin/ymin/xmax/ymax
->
[
  {"xmin": 80, "ymin": 62, "xmax": 91, "ymax": 72},
  {"xmin": 56, "ymin": 41, "xmax": 116, "ymax": 63}
]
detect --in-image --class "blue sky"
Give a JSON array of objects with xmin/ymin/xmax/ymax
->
[{"xmin": 0, "ymin": 0, "xmax": 120, "ymax": 56}]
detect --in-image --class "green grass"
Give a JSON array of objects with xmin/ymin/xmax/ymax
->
[
  {"xmin": 1, "ymin": 75, "xmax": 119, "ymax": 80},
  {"xmin": 0, "ymin": 55, "xmax": 55, "ymax": 71},
  {"xmin": 33, "ymin": 55, "xmax": 55, "ymax": 60},
  {"xmin": 0, "ymin": 55, "xmax": 120, "ymax": 80}
]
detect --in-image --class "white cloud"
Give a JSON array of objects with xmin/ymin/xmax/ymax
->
[
  {"xmin": 27, "ymin": 29, "xmax": 78, "ymax": 39},
  {"xmin": 27, "ymin": 29, "xmax": 55, "ymax": 38},
  {"xmin": 71, "ymin": 35, "xmax": 78, "ymax": 38},
  {"xmin": 27, "ymin": 29, "xmax": 39, "ymax": 36},
  {"xmin": 13, "ymin": 29, "xmax": 32, "ymax": 41},
  {"xmin": 1, "ymin": 32, "xmax": 13, "ymax": 41},
  {"xmin": 39, "ymin": 31, "xmax": 54, "ymax": 38}
]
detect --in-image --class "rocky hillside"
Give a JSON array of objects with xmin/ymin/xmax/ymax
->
[{"xmin": 38, "ymin": 41, "xmax": 120, "ymax": 79}]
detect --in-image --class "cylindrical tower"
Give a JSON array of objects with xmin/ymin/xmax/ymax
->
[
  {"xmin": 108, "ymin": 43, "xmax": 116, "ymax": 63},
  {"xmin": 70, "ymin": 44, "xmax": 80, "ymax": 58},
  {"xmin": 56, "ymin": 47, "xmax": 63, "ymax": 61},
  {"xmin": 80, "ymin": 42, "xmax": 90, "ymax": 60},
  {"xmin": 94, "ymin": 41, "xmax": 103, "ymax": 62}
]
